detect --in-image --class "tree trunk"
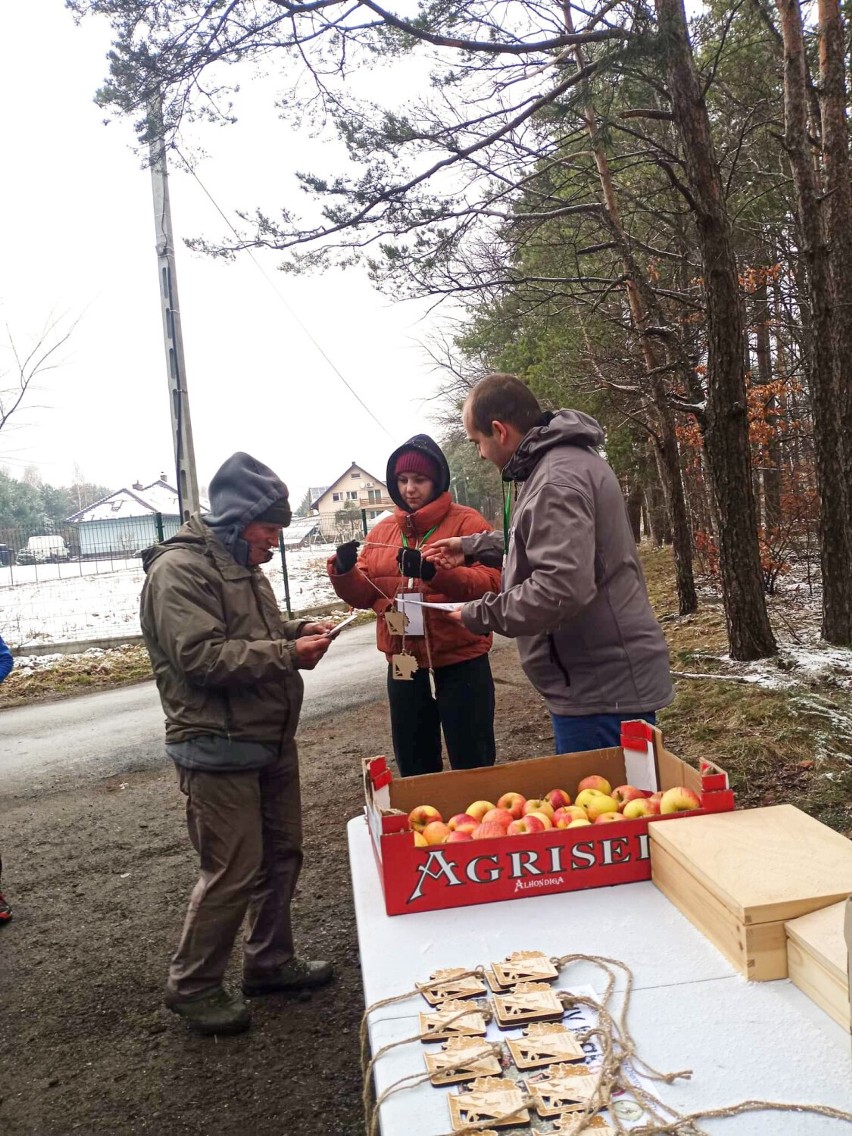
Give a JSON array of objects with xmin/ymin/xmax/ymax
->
[
  {"xmin": 752, "ymin": 272, "xmax": 783, "ymax": 530},
  {"xmin": 655, "ymin": 0, "xmax": 777, "ymax": 659},
  {"xmin": 626, "ymin": 479, "xmax": 643, "ymax": 543},
  {"xmin": 776, "ymin": 0, "xmax": 852, "ymax": 643}
]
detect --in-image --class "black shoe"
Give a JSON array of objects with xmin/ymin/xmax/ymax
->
[
  {"xmin": 242, "ymin": 958, "xmax": 334, "ymax": 997},
  {"xmin": 165, "ymin": 986, "xmax": 251, "ymax": 1036}
]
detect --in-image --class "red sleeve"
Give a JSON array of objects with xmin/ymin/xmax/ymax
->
[
  {"xmin": 428, "ymin": 508, "xmax": 502, "ymax": 601},
  {"xmin": 327, "ymin": 554, "xmax": 391, "ymax": 613}
]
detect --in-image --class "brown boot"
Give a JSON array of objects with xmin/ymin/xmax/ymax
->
[
  {"xmin": 242, "ymin": 958, "xmax": 333, "ymax": 997},
  {"xmin": 165, "ymin": 986, "xmax": 251, "ymax": 1035}
]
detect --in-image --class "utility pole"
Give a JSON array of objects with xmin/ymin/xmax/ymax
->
[{"xmin": 149, "ymin": 94, "xmax": 201, "ymax": 522}]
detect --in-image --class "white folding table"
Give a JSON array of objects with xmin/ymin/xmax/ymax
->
[{"xmin": 348, "ymin": 816, "xmax": 851, "ymax": 1135}]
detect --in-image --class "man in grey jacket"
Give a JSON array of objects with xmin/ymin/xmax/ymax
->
[
  {"xmin": 426, "ymin": 374, "xmax": 673, "ymax": 753},
  {"xmin": 141, "ymin": 452, "xmax": 334, "ymax": 1036}
]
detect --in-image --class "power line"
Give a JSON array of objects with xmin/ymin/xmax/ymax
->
[{"xmin": 173, "ymin": 148, "xmax": 394, "ymax": 441}]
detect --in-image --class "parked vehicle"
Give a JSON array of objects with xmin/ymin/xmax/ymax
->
[
  {"xmin": 16, "ymin": 535, "xmax": 71, "ymax": 564},
  {"xmin": 0, "ymin": 544, "xmax": 12, "ymax": 567}
]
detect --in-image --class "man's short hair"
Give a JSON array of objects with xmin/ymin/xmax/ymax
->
[{"xmin": 466, "ymin": 373, "xmax": 543, "ymax": 436}]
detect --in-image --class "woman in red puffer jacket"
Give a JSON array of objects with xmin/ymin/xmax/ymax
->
[{"xmin": 327, "ymin": 434, "xmax": 501, "ymax": 777}]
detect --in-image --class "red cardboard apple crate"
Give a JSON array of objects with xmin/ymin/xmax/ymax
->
[{"xmin": 362, "ymin": 722, "xmax": 734, "ymax": 916}]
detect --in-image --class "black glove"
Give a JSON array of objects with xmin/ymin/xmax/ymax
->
[
  {"xmin": 397, "ymin": 547, "xmax": 437, "ymax": 581},
  {"xmin": 334, "ymin": 540, "xmax": 359, "ymax": 573}
]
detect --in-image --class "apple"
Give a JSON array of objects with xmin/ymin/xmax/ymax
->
[
  {"xmin": 412, "ymin": 831, "xmax": 428, "ymax": 847},
  {"xmin": 622, "ymin": 797, "xmax": 661, "ymax": 819},
  {"xmin": 481, "ymin": 807, "xmax": 515, "ymax": 829},
  {"xmin": 577, "ymin": 775, "xmax": 612, "ymax": 796},
  {"xmin": 445, "ymin": 830, "xmax": 474, "ymax": 843},
  {"xmin": 566, "ymin": 818, "xmax": 592, "ymax": 828},
  {"xmin": 447, "ymin": 813, "xmax": 479, "ymax": 834},
  {"xmin": 659, "ymin": 786, "xmax": 701, "ymax": 814},
  {"xmin": 649, "ymin": 791, "xmax": 664, "ymax": 804},
  {"xmin": 552, "ymin": 806, "xmax": 589, "ymax": 829},
  {"xmin": 584, "ymin": 794, "xmax": 620, "ymax": 820},
  {"xmin": 575, "ymin": 788, "xmax": 606, "ymax": 811},
  {"xmin": 471, "ymin": 821, "xmax": 510, "ymax": 840},
  {"xmin": 408, "ymin": 805, "xmax": 442, "ymax": 832},
  {"xmin": 507, "ymin": 814, "xmax": 547, "ymax": 836},
  {"xmin": 523, "ymin": 799, "xmax": 555, "ymax": 820},
  {"xmin": 525, "ymin": 810, "xmax": 553, "ymax": 830},
  {"xmin": 422, "ymin": 820, "xmax": 452, "ymax": 845},
  {"xmin": 612, "ymin": 785, "xmax": 645, "ymax": 808},
  {"xmin": 467, "ymin": 800, "xmax": 496, "ymax": 822},
  {"xmin": 544, "ymin": 788, "xmax": 572, "ymax": 810},
  {"xmin": 593, "ymin": 812, "xmax": 623, "ymax": 824},
  {"xmin": 497, "ymin": 792, "xmax": 527, "ymax": 819}
]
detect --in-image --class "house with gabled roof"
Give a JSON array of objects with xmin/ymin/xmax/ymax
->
[
  {"xmin": 66, "ymin": 478, "xmax": 207, "ymax": 558},
  {"xmin": 310, "ymin": 461, "xmax": 393, "ymax": 538}
]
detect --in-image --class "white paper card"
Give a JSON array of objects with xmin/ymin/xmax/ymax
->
[
  {"xmin": 395, "ymin": 592, "xmax": 424, "ymax": 635},
  {"xmin": 404, "ymin": 599, "xmax": 465, "ymax": 611}
]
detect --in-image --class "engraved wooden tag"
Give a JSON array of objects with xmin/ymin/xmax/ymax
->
[
  {"xmin": 391, "ymin": 650, "xmax": 418, "ymax": 680},
  {"xmin": 419, "ymin": 998, "xmax": 489, "ymax": 1042},
  {"xmin": 533, "ymin": 1114, "xmax": 616, "ymax": 1136},
  {"xmin": 489, "ymin": 950, "xmax": 559, "ymax": 989},
  {"xmin": 384, "ymin": 609, "xmax": 408, "ymax": 636},
  {"xmin": 417, "ymin": 966, "xmax": 487, "ymax": 1005},
  {"xmin": 492, "ymin": 981, "xmax": 564, "ymax": 1029},
  {"xmin": 448, "ymin": 1077, "xmax": 530, "ymax": 1131},
  {"xmin": 529, "ymin": 1063, "xmax": 601, "ymax": 1117},
  {"xmin": 506, "ymin": 1022, "xmax": 585, "ymax": 1069},
  {"xmin": 423, "ymin": 1036, "xmax": 502, "ymax": 1085}
]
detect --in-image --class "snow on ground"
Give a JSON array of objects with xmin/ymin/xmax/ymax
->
[{"xmin": 0, "ymin": 545, "xmax": 340, "ymax": 647}]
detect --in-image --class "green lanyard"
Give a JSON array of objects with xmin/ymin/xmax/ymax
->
[
  {"xmin": 502, "ymin": 481, "xmax": 516, "ymax": 555},
  {"xmin": 400, "ymin": 525, "xmax": 438, "ymax": 550}
]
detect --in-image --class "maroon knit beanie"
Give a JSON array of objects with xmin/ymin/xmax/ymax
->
[{"xmin": 394, "ymin": 449, "xmax": 441, "ymax": 482}]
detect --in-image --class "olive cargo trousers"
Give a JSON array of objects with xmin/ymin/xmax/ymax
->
[{"xmin": 166, "ymin": 742, "xmax": 303, "ymax": 999}]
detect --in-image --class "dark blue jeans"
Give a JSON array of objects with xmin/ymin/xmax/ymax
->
[{"xmin": 551, "ymin": 712, "xmax": 656, "ymax": 755}]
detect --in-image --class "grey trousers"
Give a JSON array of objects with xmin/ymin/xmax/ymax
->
[{"xmin": 166, "ymin": 742, "xmax": 303, "ymax": 999}]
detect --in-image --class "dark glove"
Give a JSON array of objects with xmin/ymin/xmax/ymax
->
[
  {"xmin": 334, "ymin": 540, "xmax": 359, "ymax": 573},
  {"xmin": 397, "ymin": 547, "xmax": 437, "ymax": 581}
]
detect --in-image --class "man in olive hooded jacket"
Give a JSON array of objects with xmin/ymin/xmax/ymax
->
[
  {"xmin": 141, "ymin": 452, "xmax": 334, "ymax": 1035},
  {"xmin": 426, "ymin": 375, "xmax": 673, "ymax": 754}
]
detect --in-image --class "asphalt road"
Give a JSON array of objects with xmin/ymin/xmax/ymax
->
[{"xmin": 0, "ymin": 623, "xmax": 388, "ymax": 795}]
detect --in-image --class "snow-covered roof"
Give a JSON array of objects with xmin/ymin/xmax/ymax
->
[
  {"xmin": 281, "ymin": 516, "xmax": 321, "ymax": 548},
  {"xmin": 67, "ymin": 480, "xmax": 189, "ymax": 523},
  {"xmin": 367, "ymin": 509, "xmax": 393, "ymax": 531}
]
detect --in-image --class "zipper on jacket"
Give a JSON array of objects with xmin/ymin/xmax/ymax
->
[{"xmin": 548, "ymin": 634, "xmax": 571, "ymax": 686}]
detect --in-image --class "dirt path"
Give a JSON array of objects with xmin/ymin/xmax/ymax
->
[{"xmin": 0, "ymin": 647, "xmax": 552, "ymax": 1136}]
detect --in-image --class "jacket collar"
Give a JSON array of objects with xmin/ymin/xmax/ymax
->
[
  {"xmin": 196, "ymin": 514, "xmax": 254, "ymax": 580},
  {"xmin": 394, "ymin": 491, "xmax": 452, "ymax": 540}
]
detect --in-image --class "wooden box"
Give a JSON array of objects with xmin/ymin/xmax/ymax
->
[
  {"xmin": 785, "ymin": 901, "xmax": 850, "ymax": 1029},
  {"xmin": 649, "ymin": 805, "xmax": 852, "ymax": 981}
]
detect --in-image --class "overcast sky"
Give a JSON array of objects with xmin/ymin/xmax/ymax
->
[{"xmin": 0, "ymin": 3, "xmax": 452, "ymax": 503}]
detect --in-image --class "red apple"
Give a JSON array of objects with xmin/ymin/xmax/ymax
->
[
  {"xmin": 659, "ymin": 786, "xmax": 701, "ymax": 814},
  {"xmin": 525, "ymin": 810, "xmax": 553, "ymax": 830},
  {"xmin": 577, "ymin": 775, "xmax": 612, "ymax": 796},
  {"xmin": 523, "ymin": 799, "xmax": 555, "ymax": 820},
  {"xmin": 584, "ymin": 794, "xmax": 620, "ymax": 820},
  {"xmin": 593, "ymin": 812, "xmax": 623, "ymax": 824},
  {"xmin": 466, "ymin": 800, "xmax": 496, "ymax": 822},
  {"xmin": 649, "ymin": 790, "xmax": 664, "ymax": 804},
  {"xmin": 622, "ymin": 797, "xmax": 661, "ymax": 819},
  {"xmin": 471, "ymin": 821, "xmax": 509, "ymax": 840},
  {"xmin": 444, "ymin": 830, "xmax": 474, "ymax": 843},
  {"xmin": 552, "ymin": 805, "xmax": 589, "ymax": 829},
  {"xmin": 612, "ymin": 785, "xmax": 645, "ymax": 809},
  {"xmin": 408, "ymin": 805, "xmax": 442, "ymax": 833},
  {"xmin": 507, "ymin": 814, "xmax": 547, "ymax": 836},
  {"xmin": 544, "ymin": 788, "xmax": 572, "ymax": 810},
  {"xmin": 496, "ymin": 792, "xmax": 527, "ymax": 819},
  {"xmin": 481, "ymin": 807, "xmax": 514, "ymax": 830},
  {"xmin": 447, "ymin": 813, "xmax": 479, "ymax": 834},
  {"xmin": 422, "ymin": 820, "xmax": 452, "ymax": 845}
]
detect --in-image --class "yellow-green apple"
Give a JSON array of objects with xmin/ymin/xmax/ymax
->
[
  {"xmin": 622, "ymin": 797, "xmax": 661, "ymax": 819},
  {"xmin": 413, "ymin": 831, "xmax": 428, "ymax": 847},
  {"xmin": 575, "ymin": 788, "xmax": 606, "ymax": 811},
  {"xmin": 552, "ymin": 805, "xmax": 589, "ymax": 829},
  {"xmin": 507, "ymin": 814, "xmax": 548, "ymax": 836},
  {"xmin": 447, "ymin": 813, "xmax": 479, "ymax": 834},
  {"xmin": 612, "ymin": 785, "xmax": 645, "ymax": 809},
  {"xmin": 584, "ymin": 794, "xmax": 620, "ymax": 820},
  {"xmin": 422, "ymin": 820, "xmax": 452, "ymax": 845},
  {"xmin": 577, "ymin": 775, "xmax": 612, "ymax": 795},
  {"xmin": 482, "ymin": 807, "xmax": 515, "ymax": 830},
  {"xmin": 593, "ymin": 812, "xmax": 623, "ymax": 824},
  {"xmin": 445, "ymin": 830, "xmax": 474, "ymax": 844},
  {"xmin": 659, "ymin": 787, "xmax": 701, "ymax": 814},
  {"xmin": 566, "ymin": 818, "xmax": 592, "ymax": 828},
  {"xmin": 466, "ymin": 800, "xmax": 496, "ymax": 822},
  {"xmin": 545, "ymin": 788, "xmax": 572, "ymax": 810},
  {"xmin": 408, "ymin": 805, "xmax": 442, "ymax": 832},
  {"xmin": 471, "ymin": 820, "xmax": 509, "ymax": 840},
  {"xmin": 523, "ymin": 799, "xmax": 555, "ymax": 820},
  {"xmin": 525, "ymin": 810, "xmax": 553, "ymax": 830},
  {"xmin": 497, "ymin": 792, "xmax": 527, "ymax": 819}
]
